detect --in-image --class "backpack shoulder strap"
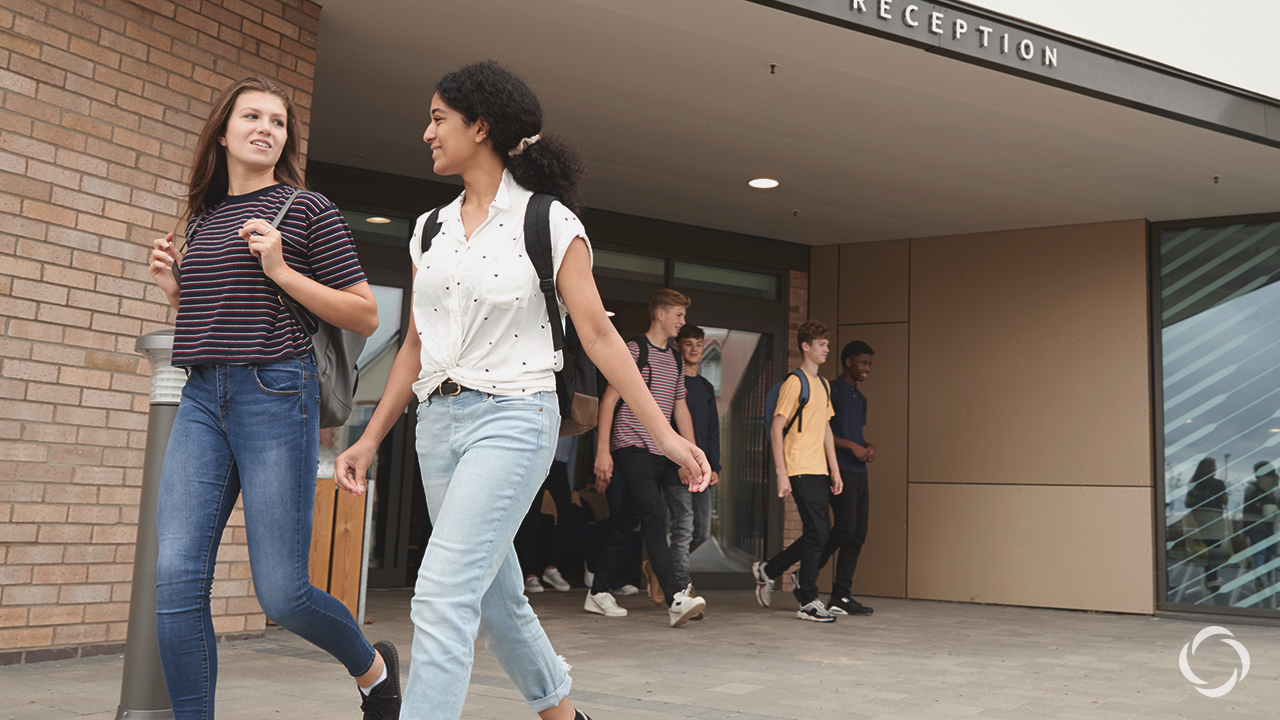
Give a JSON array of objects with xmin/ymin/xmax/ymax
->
[
  {"xmin": 632, "ymin": 334, "xmax": 651, "ymax": 385},
  {"xmin": 522, "ymin": 193, "xmax": 563, "ymax": 351},
  {"xmin": 782, "ymin": 369, "xmax": 809, "ymax": 436},
  {"xmin": 266, "ymin": 189, "xmax": 315, "ymax": 334},
  {"xmin": 419, "ymin": 205, "xmax": 446, "ymax": 257}
]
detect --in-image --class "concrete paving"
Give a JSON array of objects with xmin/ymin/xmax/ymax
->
[{"xmin": 2, "ymin": 589, "xmax": 1279, "ymax": 719}]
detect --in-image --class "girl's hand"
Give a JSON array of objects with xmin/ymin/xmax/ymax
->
[
  {"xmin": 334, "ymin": 442, "xmax": 377, "ymax": 496},
  {"xmin": 660, "ymin": 433, "xmax": 712, "ymax": 492},
  {"xmin": 148, "ymin": 233, "xmax": 180, "ymax": 307},
  {"xmin": 239, "ymin": 219, "xmax": 287, "ymax": 279}
]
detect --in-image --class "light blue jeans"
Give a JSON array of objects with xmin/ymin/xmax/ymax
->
[{"xmin": 406, "ymin": 390, "xmax": 571, "ymax": 719}]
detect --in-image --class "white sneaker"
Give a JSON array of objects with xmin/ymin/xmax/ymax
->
[
  {"xmin": 615, "ymin": 584, "xmax": 640, "ymax": 596},
  {"xmin": 583, "ymin": 562, "xmax": 594, "ymax": 589},
  {"xmin": 584, "ymin": 591, "xmax": 627, "ymax": 617},
  {"xmin": 669, "ymin": 585, "xmax": 707, "ymax": 628},
  {"xmin": 752, "ymin": 561, "xmax": 774, "ymax": 608},
  {"xmin": 542, "ymin": 567, "xmax": 571, "ymax": 592},
  {"xmin": 524, "ymin": 576, "xmax": 544, "ymax": 593}
]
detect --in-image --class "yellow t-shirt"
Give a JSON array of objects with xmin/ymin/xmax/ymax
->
[{"xmin": 774, "ymin": 370, "xmax": 834, "ymax": 477}]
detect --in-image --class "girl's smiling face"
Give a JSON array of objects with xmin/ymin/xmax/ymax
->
[
  {"xmin": 219, "ymin": 90, "xmax": 288, "ymax": 174},
  {"xmin": 423, "ymin": 93, "xmax": 488, "ymax": 176}
]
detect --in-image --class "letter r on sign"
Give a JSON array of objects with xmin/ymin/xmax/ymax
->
[{"xmin": 850, "ymin": 0, "xmax": 868, "ymax": 12}]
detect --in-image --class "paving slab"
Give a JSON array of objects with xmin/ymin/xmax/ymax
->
[{"xmin": 2, "ymin": 590, "xmax": 1279, "ymax": 719}]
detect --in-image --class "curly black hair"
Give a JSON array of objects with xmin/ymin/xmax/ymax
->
[{"xmin": 436, "ymin": 61, "xmax": 588, "ymax": 214}]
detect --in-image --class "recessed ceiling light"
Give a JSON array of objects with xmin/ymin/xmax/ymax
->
[
  {"xmin": 366, "ymin": 217, "xmax": 391, "ymax": 224},
  {"xmin": 749, "ymin": 178, "xmax": 779, "ymax": 189}
]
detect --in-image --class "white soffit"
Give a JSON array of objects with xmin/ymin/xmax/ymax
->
[{"xmin": 309, "ymin": 0, "xmax": 1280, "ymax": 245}]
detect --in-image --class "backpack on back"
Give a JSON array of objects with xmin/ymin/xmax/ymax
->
[
  {"xmin": 419, "ymin": 193, "xmax": 598, "ymax": 436},
  {"xmin": 764, "ymin": 369, "xmax": 830, "ymax": 439}
]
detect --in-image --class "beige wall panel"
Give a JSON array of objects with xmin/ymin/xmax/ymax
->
[
  {"xmin": 838, "ymin": 323, "xmax": 908, "ymax": 598},
  {"xmin": 908, "ymin": 484, "xmax": 1154, "ymax": 613},
  {"xmin": 810, "ymin": 244, "xmax": 840, "ymax": 329},
  {"xmin": 910, "ymin": 220, "xmax": 1151, "ymax": 486},
  {"xmin": 838, "ymin": 239, "xmax": 910, "ymax": 325}
]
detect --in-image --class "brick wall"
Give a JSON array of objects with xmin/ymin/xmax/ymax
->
[
  {"xmin": 778, "ymin": 269, "xmax": 807, "ymax": 592},
  {"xmin": 0, "ymin": 0, "xmax": 320, "ymax": 664}
]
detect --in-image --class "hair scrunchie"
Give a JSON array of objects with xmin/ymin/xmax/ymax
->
[{"xmin": 508, "ymin": 134, "xmax": 541, "ymax": 157}]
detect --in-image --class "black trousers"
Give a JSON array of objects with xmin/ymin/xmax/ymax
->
[
  {"xmin": 515, "ymin": 460, "xmax": 572, "ymax": 577},
  {"xmin": 590, "ymin": 447, "xmax": 677, "ymax": 605},
  {"xmin": 764, "ymin": 474, "xmax": 831, "ymax": 605},
  {"xmin": 820, "ymin": 472, "xmax": 869, "ymax": 599}
]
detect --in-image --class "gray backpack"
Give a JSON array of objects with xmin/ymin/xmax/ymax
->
[{"xmin": 176, "ymin": 189, "xmax": 367, "ymax": 428}]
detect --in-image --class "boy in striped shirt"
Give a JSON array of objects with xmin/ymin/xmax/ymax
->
[{"xmin": 586, "ymin": 289, "xmax": 708, "ymax": 627}]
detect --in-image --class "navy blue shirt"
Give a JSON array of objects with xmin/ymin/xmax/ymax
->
[
  {"xmin": 830, "ymin": 376, "xmax": 867, "ymax": 474},
  {"xmin": 664, "ymin": 374, "xmax": 721, "ymax": 485}
]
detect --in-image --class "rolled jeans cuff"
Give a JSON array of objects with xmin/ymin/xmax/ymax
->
[{"xmin": 527, "ymin": 672, "xmax": 573, "ymax": 713}]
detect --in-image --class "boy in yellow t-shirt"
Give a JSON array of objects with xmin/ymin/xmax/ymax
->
[{"xmin": 752, "ymin": 320, "xmax": 844, "ymax": 622}]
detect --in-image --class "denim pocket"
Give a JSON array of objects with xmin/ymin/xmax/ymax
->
[
  {"xmin": 485, "ymin": 393, "xmax": 544, "ymax": 412},
  {"xmin": 252, "ymin": 362, "xmax": 304, "ymax": 396}
]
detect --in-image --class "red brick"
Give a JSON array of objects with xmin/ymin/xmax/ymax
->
[
  {"xmin": 37, "ymin": 304, "xmax": 92, "ymax": 328},
  {"xmin": 0, "ymin": 626, "xmax": 53, "ymax": 648},
  {"xmin": 111, "ymin": 127, "xmax": 160, "ymax": 157},
  {"xmin": 32, "ymin": 563, "xmax": 85, "ymax": 584},
  {"xmin": 9, "ymin": 53, "xmax": 66, "ymax": 87},
  {"xmin": 29, "ymin": 605, "xmax": 85, "ymax": 625},
  {"xmin": 3, "ymin": 359, "xmax": 58, "ymax": 383},
  {"xmin": 0, "ymin": 294, "xmax": 39, "ymax": 320},
  {"xmin": 1, "ymin": 255, "xmax": 41, "ymax": 279},
  {"xmin": 73, "ymin": 252, "xmax": 124, "ymax": 277},
  {"xmin": 83, "ymin": 601, "xmax": 129, "ymax": 622},
  {"xmin": 0, "ymin": 378, "xmax": 26, "ymax": 400},
  {"xmin": 36, "ymin": 83, "xmax": 92, "ymax": 116},
  {"xmin": 97, "ymin": 486, "xmax": 140, "ymax": 506},
  {"xmin": 105, "ymin": 164, "xmax": 156, "ymax": 193},
  {"xmin": 97, "ymin": 29, "xmax": 147, "ymax": 60},
  {"xmin": 88, "ymin": 98, "xmax": 139, "ymax": 130},
  {"xmin": 42, "ymin": 485, "xmax": 96, "ymax": 504},
  {"xmin": 72, "ymin": 3, "xmax": 127, "ymax": 34},
  {"xmin": 110, "ymin": 372, "xmax": 150, "ymax": 395},
  {"xmin": 65, "ymin": 73, "xmax": 119, "ymax": 105},
  {"xmin": 67, "ymin": 36, "xmax": 120, "ymax": 70},
  {"xmin": 91, "ymin": 525, "xmax": 134, "ymax": 544},
  {"xmin": 53, "ymin": 623, "xmax": 108, "ymax": 645},
  {"xmin": 21, "ymin": 199, "xmax": 76, "ymax": 227},
  {"xmin": 0, "ymin": 171, "xmax": 54, "ymax": 202},
  {"xmin": 51, "ymin": 187, "xmax": 104, "ymax": 214},
  {"xmin": 81, "ymin": 175, "xmax": 133, "ymax": 203},
  {"xmin": 0, "ymin": 566, "xmax": 33, "ymax": 585},
  {"xmin": 68, "ymin": 505, "xmax": 120, "ymax": 524},
  {"xmin": 81, "ymin": 388, "xmax": 132, "ymax": 410},
  {"xmin": 41, "ymin": 44, "xmax": 95, "ymax": 78},
  {"xmin": 45, "ymin": 6, "xmax": 102, "ymax": 42},
  {"xmin": 28, "ymin": 159, "xmax": 82, "ymax": 188},
  {"xmin": 31, "ymin": 343, "xmax": 85, "ymax": 367},
  {"xmin": 63, "ymin": 544, "xmax": 116, "ymax": 563},
  {"xmin": 56, "ymin": 147, "xmax": 109, "ymax": 176},
  {"xmin": 11, "ymin": 278, "xmax": 67, "ymax": 305},
  {"xmin": 76, "ymin": 213, "xmax": 128, "ymax": 240},
  {"xmin": 94, "ymin": 275, "xmax": 146, "ymax": 299},
  {"xmin": 1, "ymin": 131, "xmax": 57, "ymax": 162},
  {"xmin": 72, "ymin": 465, "xmax": 123, "ymax": 485},
  {"xmin": 64, "ymin": 327, "xmax": 117, "ymax": 351},
  {"xmin": 0, "ymin": 67, "xmax": 37, "ymax": 95},
  {"xmin": 84, "ymin": 137, "xmax": 136, "ymax": 166},
  {"xmin": 7, "ymin": 544, "xmax": 63, "ymax": 564},
  {"xmin": 0, "ymin": 522, "xmax": 38, "ymax": 542},
  {"xmin": 13, "ymin": 15, "xmax": 68, "ymax": 50},
  {"xmin": 54, "ymin": 405, "xmax": 107, "ymax": 427},
  {"xmin": 46, "ymin": 225, "xmax": 100, "ymax": 254},
  {"xmin": 37, "ymin": 524, "xmax": 91, "ymax": 543},
  {"xmin": 25, "ymin": 381, "xmax": 80, "ymax": 405},
  {"xmin": 0, "ymin": 25, "xmax": 44, "ymax": 59},
  {"xmin": 260, "ymin": 11, "xmax": 297, "ymax": 40},
  {"xmin": 0, "ymin": 400, "xmax": 52, "ymax": 423},
  {"xmin": 20, "ymin": 422, "xmax": 77, "ymax": 444}
]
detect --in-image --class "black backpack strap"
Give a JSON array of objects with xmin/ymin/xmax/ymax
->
[
  {"xmin": 419, "ymin": 206, "xmax": 445, "ymax": 256},
  {"xmin": 782, "ymin": 369, "xmax": 809, "ymax": 436},
  {"xmin": 633, "ymin": 334, "xmax": 651, "ymax": 387},
  {"xmin": 523, "ymin": 193, "xmax": 563, "ymax": 351}
]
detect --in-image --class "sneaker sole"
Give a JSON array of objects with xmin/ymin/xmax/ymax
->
[
  {"xmin": 669, "ymin": 597, "xmax": 706, "ymax": 628},
  {"xmin": 755, "ymin": 583, "xmax": 771, "ymax": 608},
  {"xmin": 797, "ymin": 612, "xmax": 836, "ymax": 622}
]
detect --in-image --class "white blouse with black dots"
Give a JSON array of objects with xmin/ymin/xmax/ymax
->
[{"xmin": 408, "ymin": 169, "xmax": 592, "ymax": 401}]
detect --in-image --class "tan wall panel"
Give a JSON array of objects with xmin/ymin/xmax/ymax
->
[
  {"xmin": 838, "ymin": 323, "xmax": 908, "ymax": 598},
  {"xmin": 810, "ymin": 245, "xmax": 840, "ymax": 329},
  {"xmin": 910, "ymin": 220, "xmax": 1151, "ymax": 486},
  {"xmin": 908, "ymin": 484, "xmax": 1154, "ymax": 613},
  {"xmin": 838, "ymin": 239, "xmax": 910, "ymax": 325}
]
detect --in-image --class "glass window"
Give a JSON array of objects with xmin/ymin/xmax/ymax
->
[
  {"xmin": 674, "ymin": 260, "xmax": 778, "ymax": 300},
  {"xmin": 1158, "ymin": 219, "xmax": 1280, "ymax": 611},
  {"xmin": 593, "ymin": 248, "xmax": 666, "ymax": 284}
]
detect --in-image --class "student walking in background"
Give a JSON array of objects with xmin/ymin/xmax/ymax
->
[
  {"xmin": 821, "ymin": 340, "xmax": 876, "ymax": 616},
  {"xmin": 146, "ymin": 77, "xmax": 394, "ymax": 719},
  {"xmin": 588, "ymin": 289, "xmax": 709, "ymax": 627},
  {"xmin": 752, "ymin": 320, "xmax": 844, "ymax": 622},
  {"xmin": 333, "ymin": 62, "xmax": 709, "ymax": 720},
  {"xmin": 662, "ymin": 324, "xmax": 721, "ymax": 614}
]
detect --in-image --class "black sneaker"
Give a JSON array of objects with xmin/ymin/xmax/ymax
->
[
  {"xmin": 574, "ymin": 710, "xmax": 594, "ymax": 720},
  {"xmin": 361, "ymin": 641, "xmax": 401, "ymax": 719},
  {"xmin": 828, "ymin": 596, "xmax": 874, "ymax": 616}
]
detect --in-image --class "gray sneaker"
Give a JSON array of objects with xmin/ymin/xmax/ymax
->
[
  {"xmin": 752, "ymin": 561, "xmax": 774, "ymax": 607},
  {"xmin": 797, "ymin": 599, "xmax": 837, "ymax": 623}
]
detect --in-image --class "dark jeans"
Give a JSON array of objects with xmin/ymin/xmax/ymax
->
[
  {"xmin": 516, "ymin": 460, "xmax": 572, "ymax": 575},
  {"xmin": 590, "ymin": 447, "xmax": 678, "ymax": 605},
  {"xmin": 820, "ymin": 472, "xmax": 869, "ymax": 599},
  {"xmin": 764, "ymin": 474, "xmax": 831, "ymax": 605}
]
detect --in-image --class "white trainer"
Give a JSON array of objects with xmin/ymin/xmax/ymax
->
[
  {"xmin": 668, "ymin": 585, "xmax": 707, "ymax": 628},
  {"xmin": 542, "ymin": 567, "xmax": 571, "ymax": 592},
  {"xmin": 584, "ymin": 591, "xmax": 627, "ymax": 617},
  {"xmin": 615, "ymin": 584, "xmax": 640, "ymax": 596},
  {"xmin": 523, "ymin": 576, "xmax": 544, "ymax": 593}
]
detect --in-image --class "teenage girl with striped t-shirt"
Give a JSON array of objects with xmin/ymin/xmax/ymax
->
[
  {"xmin": 333, "ymin": 61, "xmax": 711, "ymax": 720},
  {"xmin": 146, "ymin": 77, "xmax": 400, "ymax": 720}
]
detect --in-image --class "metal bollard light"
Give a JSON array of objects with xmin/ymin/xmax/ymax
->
[{"xmin": 117, "ymin": 330, "xmax": 184, "ymax": 720}]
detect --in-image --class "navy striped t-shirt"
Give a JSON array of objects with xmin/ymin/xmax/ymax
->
[
  {"xmin": 172, "ymin": 184, "xmax": 367, "ymax": 366},
  {"xmin": 610, "ymin": 338, "xmax": 686, "ymax": 456}
]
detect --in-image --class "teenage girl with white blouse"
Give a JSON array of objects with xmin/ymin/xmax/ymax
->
[{"xmin": 334, "ymin": 61, "xmax": 710, "ymax": 720}]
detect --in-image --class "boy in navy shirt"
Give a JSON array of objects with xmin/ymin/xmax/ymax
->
[{"xmin": 822, "ymin": 340, "xmax": 875, "ymax": 616}]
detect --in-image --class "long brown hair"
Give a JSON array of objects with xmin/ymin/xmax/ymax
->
[{"xmin": 183, "ymin": 77, "xmax": 307, "ymax": 224}]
